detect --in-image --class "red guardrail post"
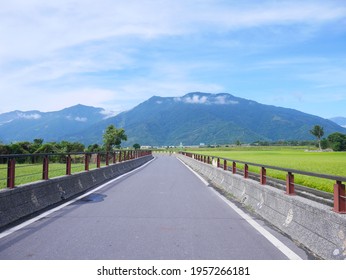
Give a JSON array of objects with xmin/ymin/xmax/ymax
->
[
  {"xmin": 224, "ymin": 159, "xmax": 227, "ymax": 171},
  {"xmin": 244, "ymin": 164, "xmax": 249, "ymax": 178},
  {"xmin": 334, "ymin": 181, "xmax": 346, "ymax": 213},
  {"xmin": 286, "ymin": 172, "xmax": 295, "ymax": 195},
  {"xmin": 42, "ymin": 155, "xmax": 49, "ymax": 180},
  {"xmin": 260, "ymin": 167, "xmax": 266, "ymax": 185},
  {"xmin": 232, "ymin": 162, "xmax": 236, "ymax": 174},
  {"xmin": 85, "ymin": 154, "xmax": 89, "ymax": 171},
  {"xmin": 7, "ymin": 158, "xmax": 16, "ymax": 188},
  {"xmin": 97, "ymin": 153, "xmax": 101, "ymax": 168},
  {"xmin": 217, "ymin": 158, "xmax": 220, "ymax": 168},
  {"xmin": 105, "ymin": 152, "xmax": 109, "ymax": 166},
  {"xmin": 66, "ymin": 155, "xmax": 71, "ymax": 175},
  {"xmin": 113, "ymin": 152, "xmax": 117, "ymax": 164}
]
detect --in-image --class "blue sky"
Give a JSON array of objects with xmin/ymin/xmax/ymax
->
[{"xmin": 1, "ymin": 0, "xmax": 345, "ymax": 118}]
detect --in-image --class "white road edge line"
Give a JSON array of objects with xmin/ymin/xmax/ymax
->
[
  {"xmin": 178, "ymin": 157, "xmax": 302, "ymax": 260},
  {"xmin": 0, "ymin": 157, "xmax": 155, "ymax": 240},
  {"xmin": 177, "ymin": 157, "xmax": 209, "ymax": 186}
]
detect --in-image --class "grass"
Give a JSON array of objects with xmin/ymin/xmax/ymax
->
[
  {"xmin": 1, "ymin": 146, "xmax": 345, "ymax": 193},
  {"xmin": 186, "ymin": 146, "xmax": 346, "ymax": 193},
  {"xmin": 0, "ymin": 162, "xmax": 99, "ymax": 189}
]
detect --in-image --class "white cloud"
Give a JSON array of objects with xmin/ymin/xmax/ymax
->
[
  {"xmin": 0, "ymin": 0, "xmax": 345, "ymax": 118},
  {"xmin": 300, "ymin": 66, "xmax": 346, "ymax": 88},
  {"xmin": 214, "ymin": 95, "xmax": 239, "ymax": 105},
  {"xmin": 100, "ymin": 109, "xmax": 119, "ymax": 119},
  {"xmin": 65, "ymin": 115, "xmax": 88, "ymax": 122},
  {"xmin": 1, "ymin": 0, "xmax": 345, "ymax": 62},
  {"xmin": 18, "ymin": 113, "xmax": 42, "ymax": 120},
  {"xmin": 175, "ymin": 94, "xmax": 240, "ymax": 105},
  {"xmin": 74, "ymin": 117, "xmax": 87, "ymax": 122},
  {"xmin": 183, "ymin": 95, "xmax": 208, "ymax": 104}
]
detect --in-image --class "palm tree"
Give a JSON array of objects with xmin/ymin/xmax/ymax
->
[{"xmin": 310, "ymin": 125, "xmax": 324, "ymax": 150}]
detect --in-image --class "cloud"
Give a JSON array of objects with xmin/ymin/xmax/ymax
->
[
  {"xmin": 1, "ymin": 1, "xmax": 345, "ymax": 61},
  {"xmin": 17, "ymin": 113, "xmax": 42, "ymax": 120},
  {"xmin": 214, "ymin": 95, "xmax": 239, "ymax": 105},
  {"xmin": 299, "ymin": 66, "xmax": 346, "ymax": 88},
  {"xmin": 100, "ymin": 109, "xmax": 119, "ymax": 119},
  {"xmin": 183, "ymin": 95, "xmax": 208, "ymax": 104},
  {"xmin": 0, "ymin": 0, "xmax": 345, "ymax": 118},
  {"xmin": 74, "ymin": 117, "xmax": 87, "ymax": 122},
  {"xmin": 175, "ymin": 94, "xmax": 240, "ymax": 105}
]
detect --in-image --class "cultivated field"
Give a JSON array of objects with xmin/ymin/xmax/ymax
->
[
  {"xmin": 0, "ymin": 162, "xmax": 99, "ymax": 190},
  {"xmin": 1, "ymin": 146, "xmax": 345, "ymax": 193},
  {"xmin": 186, "ymin": 146, "xmax": 346, "ymax": 193}
]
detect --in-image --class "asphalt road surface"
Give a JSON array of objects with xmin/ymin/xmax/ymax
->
[{"xmin": 0, "ymin": 155, "xmax": 312, "ymax": 260}]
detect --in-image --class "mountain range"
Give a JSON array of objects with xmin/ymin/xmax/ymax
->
[
  {"xmin": 329, "ymin": 117, "xmax": 346, "ymax": 128},
  {"xmin": 0, "ymin": 105, "xmax": 112, "ymax": 143},
  {"xmin": 1, "ymin": 92, "xmax": 345, "ymax": 146}
]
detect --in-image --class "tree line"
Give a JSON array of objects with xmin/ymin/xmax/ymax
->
[
  {"xmin": 310, "ymin": 125, "xmax": 346, "ymax": 151},
  {"xmin": 0, "ymin": 124, "xmax": 139, "ymax": 155}
]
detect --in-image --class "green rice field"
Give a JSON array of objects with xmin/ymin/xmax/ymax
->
[
  {"xmin": 1, "ymin": 147, "xmax": 345, "ymax": 193},
  {"xmin": 187, "ymin": 146, "xmax": 346, "ymax": 193},
  {"xmin": 0, "ymin": 162, "xmax": 99, "ymax": 190}
]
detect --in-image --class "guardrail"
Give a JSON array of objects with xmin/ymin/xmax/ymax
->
[
  {"xmin": 180, "ymin": 152, "xmax": 346, "ymax": 214},
  {"xmin": 0, "ymin": 150, "xmax": 152, "ymax": 189}
]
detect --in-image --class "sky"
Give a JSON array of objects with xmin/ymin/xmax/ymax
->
[{"xmin": 0, "ymin": 0, "xmax": 345, "ymax": 119}]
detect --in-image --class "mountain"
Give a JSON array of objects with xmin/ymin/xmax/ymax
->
[
  {"xmin": 1, "ymin": 93, "xmax": 345, "ymax": 146},
  {"xmin": 70, "ymin": 92, "xmax": 346, "ymax": 146},
  {"xmin": 0, "ymin": 104, "xmax": 111, "ymax": 143},
  {"xmin": 330, "ymin": 117, "xmax": 346, "ymax": 128}
]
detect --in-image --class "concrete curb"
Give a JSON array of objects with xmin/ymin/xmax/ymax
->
[
  {"xmin": 178, "ymin": 155, "xmax": 346, "ymax": 260},
  {"xmin": 0, "ymin": 155, "xmax": 153, "ymax": 229}
]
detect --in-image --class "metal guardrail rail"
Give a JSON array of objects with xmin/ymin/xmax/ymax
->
[
  {"xmin": 180, "ymin": 152, "xmax": 346, "ymax": 214},
  {"xmin": 0, "ymin": 150, "xmax": 152, "ymax": 189}
]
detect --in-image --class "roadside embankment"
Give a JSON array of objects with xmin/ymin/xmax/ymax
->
[
  {"xmin": 178, "ymin": 154, "xmax": 346, "ymax": 260},
  {"xmin": 0, "ymin": 155, "xmax": 153, "ymax": 229}
]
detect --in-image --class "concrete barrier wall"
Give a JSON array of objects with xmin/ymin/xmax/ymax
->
[
  {"xmin": 178, "ymin": 154, "xmax": 346, "ymax": 260},
  {"xmin": 0, "ymin": 155, "xmax": 153, "ymax": 229}
]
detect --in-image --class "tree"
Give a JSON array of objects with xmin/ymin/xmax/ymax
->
[
  {"xmin": 86, "ymin": 143, "xmax": 102, "ymax": 153},
  {"xmin": 33, "ymin": 138, "xmax": 44, "ymax": 146},
  {"xmin": 327, "ymin": 132, "xmax": 346, "ymax": 151},
  {"xmin": 34, "ymin": 143, "xmax": 59, "ymax": 154},
  {"xmin": 9, "ymin": 142, "xmax": 29, "ymax": 154},
  {"xmin": 103, "ymin": 125, "xmax": 127, "ymax": 151},
  {"xmin": 59, "ymin": 141, "xmax": 85, "ymax": 153},
  {"xmin": 133, "ymin": 143, "xmax": 140, "ymax": 150},
  {"xmin": 310, "ymin": 125, "xmax": 324, "ymax": 150},
  {"xmin": 31, "ymin": 138, "xmax": 44, "ymax": 153}
]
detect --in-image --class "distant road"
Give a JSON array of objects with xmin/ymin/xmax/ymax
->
[{"xmin": 0, "ymin": 155, "xmax": 310, "ymax": 259}]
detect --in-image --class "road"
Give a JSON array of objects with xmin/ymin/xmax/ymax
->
[{"xmin": 0, "ymin": 155, "xmax": 311, "ymax": 259}]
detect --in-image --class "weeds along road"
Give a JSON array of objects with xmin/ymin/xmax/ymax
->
[{"xmin": 0, "ymin": 155, "xmax": 311, "ymax": 260}]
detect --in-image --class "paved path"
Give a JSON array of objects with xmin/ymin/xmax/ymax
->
[{"xmin": 0, "ymin": 155, "xmax": 310, "ymax": 259}]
